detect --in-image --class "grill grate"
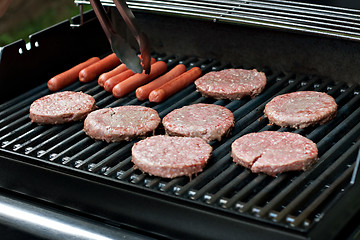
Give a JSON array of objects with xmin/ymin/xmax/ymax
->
[
  {"xmin": 74, "ymin": 0, "xmax": 360, "ymax": 41},
  {"xmin": 0, "ymin": 53, "xmax": 359, "ymax": 232}
]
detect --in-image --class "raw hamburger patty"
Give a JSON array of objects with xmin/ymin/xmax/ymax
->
[
  {"xmin": 131, "ymin": 135, "xmax": 212, "ymax": 178},
  {"xmin": 83, "ymin": 106, "xmax": 160, "ymax": 142},
  {"xmin": 162, "ymin": 103, "xmax": 234, "ymax": 142},
  {"xmin": 194, "ymin": 68, "xmax": 267, "ymax": 100},
  {"xmin": 231, "ymin": 131, "xmax": 318, "ymax": 176},
  {"xmin": 29, "ymin": 91, "xmax": 96, "ymax": 124},
  {"xmin": 264, "ymin": 91, "xmax": 337, "ymax": 129}
]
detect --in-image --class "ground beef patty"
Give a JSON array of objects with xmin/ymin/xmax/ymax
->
[
  {"xmin": 29, "ymin": 91, "xmax": 96, "ymax": 124},
  {"xmin": 231, "ymin": 131, "xmax": 318, "ymax": 176},
  {"xmin": 194, "ymin": 68, "xmax": 267, "ymax": 100},
  {"xmin": 83, "ymin": 106, "xmax": 160, "ymax": 142},
  {"xmin": 264, "ymin": 91, "xmax": 337, "ymax": 129},
  {"xmin": 132, "ymin": 135, "xmax": 212, "ymax": 178},
  {"xmin": 162, "ymin": 103, "xmax": 234, "ymax": 142}
]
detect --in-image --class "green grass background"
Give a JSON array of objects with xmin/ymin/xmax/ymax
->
[{"xmin": 0, "ymin": 2, "xmax": 91, "ymax": 46}]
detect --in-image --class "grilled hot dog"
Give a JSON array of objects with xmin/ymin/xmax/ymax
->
[
  {"xmin": 148, "ymin": 67, "xmax": 202, "ymax": 102},
  {"xmin": 47, "ymin": 57, "xmax": 100, "ymax": 91}
]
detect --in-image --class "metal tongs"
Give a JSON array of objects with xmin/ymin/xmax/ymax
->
[{"xmin": 89, "ymin": 0, "xmax": 151, "ymax": 74}]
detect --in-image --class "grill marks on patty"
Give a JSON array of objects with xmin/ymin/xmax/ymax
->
[
  {"xmin": 29, "ymin": 91, "xmax": 97, "ymax": 124},
  {"xmin": 264, "ymin": 91, "xmax": 338, "ymax": 129},
  {"xmin": 83, "ymin": 106, "xmax": 160, "ymax": 142},
  {"xmin": 162, "ymin": 103, "xmax": 234, "ymax": 142},
  {"xmin": 195, "ymin": 68, "xmax": 267, "ymax": 100},
  {"xmin": 231, "ymin": 131, "xmax": 318, "ymax": 176}
]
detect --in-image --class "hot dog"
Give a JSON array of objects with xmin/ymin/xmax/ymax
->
[
  {"xmin": 135, "ymin": 64, "xmax": 187, "ymax": 101},
  {"xmin": 98, "ymin": 63, "xmax": 128, "ymax": 87},
  {"xmin": 79, "ymin": 53, "xmax": 121, "ymax": 82},
  {"xmin": 148, "ymin": 67, "xmax": 202, "ymax": 103},
  {"xmin": 103, "ymin": 69, "xmax": 135, "ymax": 92},
  {"xmin": 99, "ymin": 57, "xmax": 157, "ymax": 88},
  {"xmin": 112, "ymin": 61, "xmax": 168, "ymax": 98},
  {"xmin": 47, "ymin": 57, "xmax": 100, "ymax": 91}
]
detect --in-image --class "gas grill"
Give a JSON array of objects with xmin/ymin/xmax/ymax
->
[{"xmin": 1, "ymin": 0, "xmax": 360, "ymax": 239}]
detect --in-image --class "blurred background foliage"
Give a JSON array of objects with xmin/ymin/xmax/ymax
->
[{"xmin": 0, "ymin": 0, "xmax": 91, "ymax": 46}]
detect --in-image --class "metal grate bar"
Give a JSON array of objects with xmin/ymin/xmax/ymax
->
[
  {"xmin": 104, "ymin": 155, "xmax": 133, "ymax": 177},
  {"xmin": 35, "ymin": 125, "xmax": 84, "ymax": 159},
  {"xmin": 211, "ymin": 80, "xmax": 335, "ymax": 213},
  {"xmin": 0, "ymin": 86, "xmax": 49, "ymax": 114},
  {"xmin": 150, "ymin": 74, "xmax": 335, "ymax": 211},
  {"xmin": 317, "ymin": 103, "xmax": 360, "ymax": 155},
  {"xmin": 175, "ymin": 153, "xmax": 232, "ymax": 196},
  {"xmin": 237, "ymin": 174, "xmax": 288, "ymax": 213},
  {"xmin": 224, "ymin": 174, "xmax": 268, "ymax": 209},
  {"xmin": 256, "ymin": 94, "xmax": 360, "ymax": 218},
  {"xmin": 1, "ymin": 53, "xmax": 359, "ymax": 231},
  {"xmin": 90, "ymin": 143, "xmax": 133, "ymax": 173},
  {"xmin": 75, "ymin": 142, "xmax": 124, "ymax": 170},
  {"xmin": 206, "ymin": 168, "xmax": 249, "ymax": 205},
  {"xmin": 23, "ymin": 126, "xmax": 70, "ymax": 156},
  {"xmin": 190, "ymin": 163, "xmax": 240, "ymax": 201},
  {"xmin": 182, "ymin": 75, "xmax": 318, "ymax": 204},
  {"xmin": 275, "ymin": 137, "xmax": 360, "ymax": 223},
  {"xmin": 291, "ymin": 153, "xmax": 357, "ymax": 227},
  {"xmin": 305, "ymin": 90, "xmax": 360, "ymax": 144}
]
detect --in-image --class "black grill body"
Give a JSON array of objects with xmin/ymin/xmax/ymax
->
[{"xmin": 0, "ymin": 9, "xmax": 360, "ymax": 240}]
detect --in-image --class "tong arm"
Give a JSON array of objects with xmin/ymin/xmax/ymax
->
[
  {"xmin": 89, "ymin": 0, "xmax": 147, "ymax": 74},
  {"xmin": 89, "ymin": 0, "xmax": 114, "ymax": 40},
  {"xmin": 113, "ymin": 0, "xmax": 151, "ymax": 74}
]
